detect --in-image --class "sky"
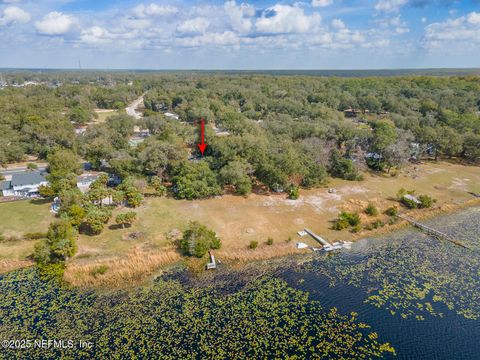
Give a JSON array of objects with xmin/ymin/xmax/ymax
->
[{"xmin": 0, "ymin": 0, "xmax": 479, "ymax": 69}]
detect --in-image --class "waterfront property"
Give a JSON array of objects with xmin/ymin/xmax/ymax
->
[{"xmin": 0, "ymin": 172, "xmax": 48, "ymax": 198}]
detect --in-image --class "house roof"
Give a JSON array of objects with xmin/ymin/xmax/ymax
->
[
  {"xmin": 77, "ymin": 174, "xmax": 100, "ymax": 184},
  {"xmin": 0, "ymin": 181, "xmax": 11, "ymax": 190},
  {"xmin": 11, "ymin": 172, "xmax": 47, "ymax": 187}
]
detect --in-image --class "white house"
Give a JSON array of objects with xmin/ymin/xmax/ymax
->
[
  {"xmin": 0, "ymin": 172, "xmax": 48, "ymax": 198},
  {"xmin": 164, "ymin": 112, "xmax": 180, "ymax": 120}
]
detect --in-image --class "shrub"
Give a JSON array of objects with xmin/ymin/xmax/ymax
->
[
  {"xmin": 266, "ymin": 237, "xmax": 274, "ymax": 245},
  {"xmin": 418, "ymin": 195, "xmax": 436, "ymax": 209},
  {"xmin": 365, "ymin": 220, "xmax": 385, "ymax": 231},
  {"xmin": 351, "ymin": 224, "xmax": 362, "ymax": 233},
  {"xmin": 37, "ymin": 263, "xmax": 66, "ymax": 281},
  {"xmin": 90, "ymin": 265, "xmax": 109, "ymax": 277},
  {"xmin": 248, "ymin": 240, "xmax": 258, "ymax": 249},
  {"xmin": 339, "ymin": 212, "xmax": 361, "ymax": 226},
  {"xmin": 286, "ymin": 236, "xmax": 292, "ymax": 243},
  {"xmin": 364, "ymin": 203, "xmax": 379, "ymax": 216},
  {"xmin": 332, "ymin": 219, "xmax": 350, "ymax": 231},
  {"xmin": 400, "ymin": 196, "xmax": 418, "ymax": 209},
  {"xmin": 385, "ymin": 206, "xmax": 398, "ymax": 217},
  {"xmin": 288, "ymin": 186, "xmax": 300, "ymax": 200},
  {"xmin": 180, "ymin": 221, "xmax": 221, "ymax": 258}
]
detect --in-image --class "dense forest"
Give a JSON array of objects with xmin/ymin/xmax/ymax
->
[{"xmin": 1, "ymin": 72, "xmax": 479, "ymax": 199}]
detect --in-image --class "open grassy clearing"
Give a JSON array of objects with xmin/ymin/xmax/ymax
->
[
  {"xmin": 1, "ymin": 161, "xmax": 479, "ymax": 281},
  {"xmin": 72, "ymin": 161, "xmax": 480, "ymax": 267},
  {"xmin": 92, "ymin": 109, "xmax": 118, "ymax": 123}
]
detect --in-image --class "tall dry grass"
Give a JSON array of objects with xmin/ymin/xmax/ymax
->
[
  {"xmin": 64, "ymin": 246, "xmax": 180, "ymax": 288},
  {"xmin": 0, "ymin": 259, "xmax": 33, "ymax": 273},
  {"xmin": 217, "ymin": 242, "xmax": 308, "ymax": 262}
]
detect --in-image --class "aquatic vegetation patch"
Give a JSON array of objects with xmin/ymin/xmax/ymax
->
[
  {"xmin": 0, "ymin": 269, "xmax": 394, "ymax": 359},
  {"xmin": 302, "ymin": 208, "xmax": 480, "ymax": 321}
]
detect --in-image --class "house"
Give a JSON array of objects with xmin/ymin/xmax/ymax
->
[
  {"xmin": 0, "ymin": 172, "xmax": 48, "ymax": 198},
  {"xmin": 343, "ymin": 108, "xmax": 362, "ymax": 118},
  {"xmin": 133, "ymin": 126, "xmax": 150, "ymax": 138},
  {"xmin": 74, "ymin": 125, "xmax": 88, "ymax": 135},
  {"xmin": 164, "ymin": 112, "xmax": 180, "ymax": 120}
]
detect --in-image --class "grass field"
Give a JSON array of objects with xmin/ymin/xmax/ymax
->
[
  {"xmin": 0, "ymin": 199, "xmax": 53, "ymax": 260},
  {"xmin": 93, "ymin": 109, "xmax": 118, "ymax": 123},
  {"xmin": 1, "ymin": 161, "xmax": 479, "ymax": 283},
  {"xmin": 74, "ymin": 161, "xmax": 480, "ymax": 263}
]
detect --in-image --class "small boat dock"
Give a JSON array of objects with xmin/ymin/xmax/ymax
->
[
  {"xmin": 398, "ymin": 214, "xmax": 470, "ymax": 249},
  {"xmin": 302, "ymin": 228, "xmax": 352, "ymax": 252}
]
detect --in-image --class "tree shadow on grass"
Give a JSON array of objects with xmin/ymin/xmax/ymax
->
[{"xmin": 29, "ymin": 198, "xmax": 51, "ymax": 205}]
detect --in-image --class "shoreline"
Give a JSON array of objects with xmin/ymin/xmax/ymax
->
[{"xmin": 62, "ymin": 197, "xmax": 480, "ymax": 289}]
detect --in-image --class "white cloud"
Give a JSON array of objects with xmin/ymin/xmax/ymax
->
[
  {"xmin": 256, "ymin": 4, "xmax": 321, "ymax": 34},
  {"xmin": 35, "ymin": 12, "xmax": 75, "ymax": 35},
  {"xmin": 374, "ymin": 0, "xmax": 408, "ymax": 13},
  {"xmin": 0, "ymin": 6, "xmax": 30, "ymax": 26},
  {"xmin": 177, "ymin": 31, "xmax": 239, "ymax": 47},
  {"xmin": 467, "ymin": 12, "xmax": 480, "ymax": 25},
  {"xmin": 423, "ymin": 12, "xmax": 480, "ymax": 49},
  {"xmin": 133, "ymin": 3, "xmax": 178, "ymax": 18},
  {"xmin": 331, "ymin": 19, "xmax": 345, "ymax": 29},
  {"xmin": 79, "ymin": 26, "xmax": 114, "ymax": 45},
  {"xmin": 312, "ymin": 0, "xmax": 333, "ymax": 7},
  {"xmin": 177, "ymin": 18, "xmax": 210, "ymax": 35},
  {"xmin": 224, "ymin": 1, "xmax": 254, "ymax": 34}
]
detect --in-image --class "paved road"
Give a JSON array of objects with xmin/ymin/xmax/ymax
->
[
  {"xmin": 126, "ymin": 95, "xmax": 145, "ymax": 119},
  {"xmin": 0, "ymin": 166, "xmax": 47, "ymax": 177}
]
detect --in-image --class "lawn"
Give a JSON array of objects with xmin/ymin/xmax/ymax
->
[
  {"xmin": 0, "ymin": 199, "xmax": 53, "ymax": 261},
  {"xmin": 93, "ymin": 110, "xmax": 118, "ymax": 123},
  {"xmin": 75, "ymin": 161, "xmax": 480, "ymax": 262}
]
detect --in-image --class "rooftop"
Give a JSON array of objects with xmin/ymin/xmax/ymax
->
[{"xmin": 11, "ymin": 172, "xmax": 47, "ymax": 187}]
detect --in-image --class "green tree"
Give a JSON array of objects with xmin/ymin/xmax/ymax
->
[
  {"xmin": 33, "ymin": 220, "xmax": 78, "ymax": 265},
  {"xmin": 172, "ymin": 162, "xmax": 222, "ymax": 200},
  {"xmin": 219, "ymin": 160, "xmax": 253, "ymax": 195},
  {"xmin": 179, "ymin": 221, "xmax": 221, "ymax": 258},
  {"xmin": 115, "ymin": 211, "xmax": 137, "ymax": 228}
]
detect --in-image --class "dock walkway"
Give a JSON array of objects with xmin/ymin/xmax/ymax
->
[
  {"xmin": 304, "ymin": 228, "xmax": 331, "ymax": 246},
  {"xmin": 398, "ymin": 214, "xmax": 470, "ymax": 249}
]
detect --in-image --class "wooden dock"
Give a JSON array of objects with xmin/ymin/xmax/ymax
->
[
  {"xmin": 304, "ymin": 228, "xmax": 331, "ymax": 246},
  {"xmin": 398, "ymin": 215, "xmax": 470, "ymax": 249}
]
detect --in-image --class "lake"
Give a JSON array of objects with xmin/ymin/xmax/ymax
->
[{"xmin": 0, "ymin": 207, "xmax": 479, "ymax": 359}]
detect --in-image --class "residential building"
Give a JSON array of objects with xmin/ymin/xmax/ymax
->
[{"xmin": 0, "ymin": 172, "xmax": 48, "ymax": 198}]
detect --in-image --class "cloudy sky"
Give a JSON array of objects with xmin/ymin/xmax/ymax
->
[{"xmin": 0, "ymin": 0, "xmax": 479, "ymax": 69}]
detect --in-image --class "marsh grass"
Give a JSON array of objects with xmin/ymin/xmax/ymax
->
[{"xmin": 64, "ymin": 247, "xmax": 180, "ymax": 287}]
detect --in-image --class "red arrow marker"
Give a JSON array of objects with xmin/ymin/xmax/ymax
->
[{"xmin": 197, "ymin": 118, "xmax": 208, "ymax": 156}]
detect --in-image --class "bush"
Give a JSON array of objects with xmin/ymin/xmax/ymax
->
[
  {"xmin": 400, "ymin": 196, "xmax": 418, "ymax": 209},
  {"xmin": 333, "ymin": 212, "xmax": 361, "ymax": 231},
  {"xmin": 90, "ymin": 265, "xmax": 109, "ymax": 277},
  {"xmin": 266, "ymin": 237, "xmax": 274, "ymax": 245},
  {"xmin": 248, "ymin": 240, "xmax": 258, "ymax": 249},
  {"xmin": 340, "ymin": 212, "xmax": 361, "ymax": 226},
  {"xmin": 288, "ymin": 186, "xmax": 300, "ymax": 200},
  {"xmin": 418, "ymin": 195, "xmax": 436, "ymax": 209},
  {"xmin": 384, "ymin": 206, "xmax": 398, "ymax": 217},
  {"xmin": 365, "ymin": 220, "xmax": 385, "ymax": 231},
  {"xmin": 332, "ymin": 219, "xmax": 350, "ymax": 231},
  {"xmin": 364, "ymin": 203, "xmax": 379, "ymax": 216},
  {"xmin": 351, "ymin": 224, "xmax": 362, "ymax": 233},
  {"xmin": 180, "ymin": 221, "xmax": 221, "ymax": 258}
]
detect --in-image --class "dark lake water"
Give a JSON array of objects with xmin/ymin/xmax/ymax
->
[
  {"xmin": 280, "ymin": 207, "xmax": 480, "ymax": 359},
  {"xmin": 0, "ymin": 207, "xmax": 479, "ymax": 359}
]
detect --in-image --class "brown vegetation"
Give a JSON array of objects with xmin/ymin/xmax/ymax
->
[{"xmin": 64, "ymin": 246, "xmax": 180, "ymax": 288}]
